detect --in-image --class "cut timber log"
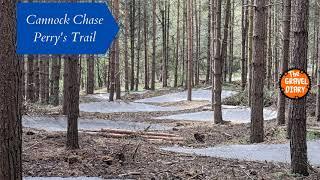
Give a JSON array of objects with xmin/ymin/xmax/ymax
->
[{"xmin": 83, "ymin": 128, "xmax": 184, "ymax": 142}]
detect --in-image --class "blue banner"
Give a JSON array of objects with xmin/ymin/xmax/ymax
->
[{"xmin": 17, "ymin": 3, "xmax": 119, "ymax": 54}]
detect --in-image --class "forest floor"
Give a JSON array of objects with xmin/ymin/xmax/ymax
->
[{"xmin": 22, "ymin": 86, "xmax": 320, "ymax": 179}]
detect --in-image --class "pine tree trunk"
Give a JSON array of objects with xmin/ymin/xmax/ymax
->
[
  {"xmin": 130, "ymin": 0, "xmax": 136, "ymax": 91},
  {"xmin": 221, "ymin": 0, "xmax": 231, "ymax": 84},
  {"xmin": 181, "ymin": 0, "xmax": 187, "ymax": 87},
  {"xmin": 51, "ymin": 55, "xmax": 61, "ymax": 106},
  {"xmin": 0, "ymin": 0, "xmax": 22, "ymax": 178},
  {"xmin": 312, "ymin": 5, "xmax": 319, "ymax": 82},
  {"xmin": 44, "ymin": 58, "xmax": 50, "ymax": 104},
  {"xmin": 34, "ymin": 55, "xmax": 40, "ymax": 102},
  {"xmin": 40, "ymin": 56, "xmax": 46, "ymax": 104},
  {"xmin": 22, "ymin": 58, "xmax": 26, "ymax": 100},
  {"xmin": 63, "ymin": 57, "xmax": 69, "ymax": 115},
  {"xmin": 181, "ymin": 1, "xmax": 189, "ymax": 90},
  {"xmin": 114, "ymin": 0, "xmax": 121, "ymax": 100},
  {"xmin": 151, "ymin": 0, "xmax": 157, "ymax": 90},
  {"xmin": 277, "ymin": 0, "xmax": 291, "ymax": 125},
  {"xmin": 206, "ymin": 0, "xmax": 212, "ymax": 84},
  {"xmin": 124, "ymin": 0, "xmax": 130, "ymax": 92},
  {"xmin": 241, "ymin": 0, "xmax": 248, "ymax": 91},
  {"xmin": 250, "ymin": 0, "xmax": 266, "ymax": 144},
  {"xmin": 27, "ymin": 55, "xmax": 35, "ymax": 102},
  {"xmin": 194, "ymin": 0, "xmax": 199, "ymax": 86},
  {"xmin": 135, "ymin": 0, "xmax": 141, "ymax": 91},
  {"xmin": 228, "ymin": 0, "xmax": 234, "ymax": 83},
  {"xmin": 143, "ymin": 0, "xmax": 149, "ymax": 90},
  {"xmin": 289, "ymin": 0, "xmax": 309, "ymax": 175},
  {"xmin": 213, "ymin": 0, "xmax": 223, "ymax": 124},
  {"xmin": 211, "ymin": 0, "xmax": 216, "ymax": 109},
  {"xmin": 187, "ymin": 0, "xmax": 193, "ymax": 101},
  {"xmin": 109, "ymin": 43, "xmax": 115, "ymax": 101},
  {"xmin": 165, "ymin": 2, "xmax": 170, "ymax": 87},
  {"xmin": 273, "ymin": 2, "xmax": 279, "ymax": 88},
  {"xmin": 86, "ymin": 55, "xmax": 95, "ymax": 94},
  {"xmin": 316, "ymin": 4, "xmax": 320, "ymax": 122},
  {"xmin": 66, "ymin": 55, "xmax": 80, "ymax": 150},
  {"xmin": 174, "ymin": 0, "xmax": 180, "ymax": 88},
  {"xmin": 266, "ymin": 0, "xmax": 273, "ymax": 90},
  {"xmin": 247, "ymin": 0, "xmax": 254, "ymax": 107}
]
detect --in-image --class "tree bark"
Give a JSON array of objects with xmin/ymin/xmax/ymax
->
[
  {"xmin": 151, "ymin": 0, "xmax": 157, "ymax": 90},
  {"xmin": 250, "ymin": 0, "xmax": 267, "ymax": 144},
  {"xmin": 277, "ymin": 0, "xmax": 291, "ymax": 126},
  {"xmin": 135, "ymin": 0, "xmax": 141, "ymax": 91},
  {"xmin": 221, "ymin": 0, "xmax": 231, "ymax": 84},
  {"xmin": 143, "ymin": 0, "xmax": 149, "ymax": 90},
  {"xmin": 187, "ymin": 0, "xmax": 193, "ymax": 101},
  {"xmin": 130, "ymin": 0, "xmax": 136, "ymax": 91},
  {"xmin": 124, "ymin": 1, "xmax": 130, "ymax": 92},
  {"xmin": 213, "ymin": 0, "xmax": 223, "ymax": 124},
  {"xmin": 114, "ymin": 0, "xmax": 121, "ymax": 99},
  {"xmin": 206, "ymin": 0, "xmax": 212, "ymax": 84},
  {"xmin": 174, "ymin": 0, "xmax": 180, "ymax": 88},
  {"xmin": 266, "ymin": 0, "xmax": 273, "ymax": 90},
  {"xmin": 27, "ymin": 55, "xmax": 35, "ymax": 102},
  {"xmin": 247, "ymin": 0, "xmax": 254, "ymax": 107},
  {"xmin": 66, "ymin": 55, "xmax": 80, "ymax": 150},
  {"xmin": 51, "ymin": 55, "xmax": 61, "ymax": 106},
  {"xmin": 63, "ymin": 57, "xmax": 69, "ymax": 115},
  {"xmin": 40, "ymin": 56, "xmax": 46, "ymax": 104},
  {"xmin": 34, "ymin": 55, "xmax": 40, "ymax": 102},
  {"xmin": 289, "ymin": 0, "xmax": 309, "ymax": 175},
  {"xmin": 109, "ymin": 43, "xmax": 115, "ymax": 101},
  {"xmin": 228, "ymin": 0, "xmax": 234, "ymax": 83},
  {"xmin": 0, "ymin": 0, "xmax": 23, "ymax": 178},
  {"xmin": 194, "ymin": 0, "xmax": 199, "ymax": 86},
  {"xmin": 241, "ymin": 0, "xmax": 248, "ymax": 91},
  {"xmin": 317, "ymin": 5, "xmax": 320, "ymax": 122},
  {"xmin": 86, "ymin": 55, "xmax": 95, "ymax": 94},
  {"xmin": 44, "ymin": 57, "xmax": 50, "ymax": 103}
]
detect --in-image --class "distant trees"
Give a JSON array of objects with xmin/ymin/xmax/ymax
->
[{"xmin": 0, "ymin": 0, "xmax": 22, "ymax": 178}]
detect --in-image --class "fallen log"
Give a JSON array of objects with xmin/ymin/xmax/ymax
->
[
  {"xmin": 87, "ymin": 128, "xmax": 184, "ymax": 142},
  {"xmin": 98, "ymin": 132, "xmax": 184, "ymax": 142},
  {"xmin": 84, "ymin": 128, "xmax": 179, "ymax": 138}
]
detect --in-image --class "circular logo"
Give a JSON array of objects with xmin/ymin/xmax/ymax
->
[{"xmin": 279, "ymin": 68, "xmax": 311, "ymax": 99}]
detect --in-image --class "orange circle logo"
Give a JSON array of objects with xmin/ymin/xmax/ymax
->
[{"xmin": 280, "ymin": 69, "xmax": 311, "ymax": 99}]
